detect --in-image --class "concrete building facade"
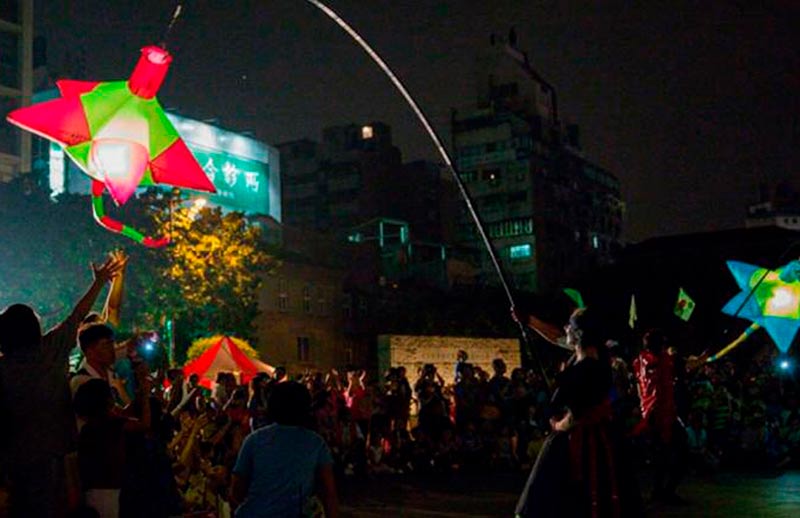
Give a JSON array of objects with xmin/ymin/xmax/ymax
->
[
  {"xmin": 256, "ymin": 225, "xmax": 368, "ymax": 372},
  {"xmin": 451, "ymin": 32, "xmax": 623, "ymax": 293},
  {"xmin": 279, "ymin": 123, "xmax": 447, "ymax": 241},
  {"xmin": 746, "ymin": 181, "xmax": 800, "ymax": 231},
  {"xmin": 0, "ymin": 0, "xmax": 33, "ymax": 180},
  {"xmin": 280, "ymin": 122, "xmax": 402, "ymax": 232}
]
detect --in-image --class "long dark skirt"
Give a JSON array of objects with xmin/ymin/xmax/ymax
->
[{"xmin": 515, "ymin": 426, "xmax": 643, "ymax": 518}]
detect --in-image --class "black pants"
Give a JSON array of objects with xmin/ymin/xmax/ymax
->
[{"xmin": 652, "ymin": 419, "xmax": 689, "ymax": 498}]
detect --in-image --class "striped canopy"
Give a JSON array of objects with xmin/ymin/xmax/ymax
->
[{"xmin": 183, "ymin": 336, "xmax": 274, "ymax": 388}]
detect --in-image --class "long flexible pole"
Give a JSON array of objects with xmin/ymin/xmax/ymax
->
[
  {"xmin": 303, "ymin": 0, "xmax": 550, "ymax": 384},
  {"xmin": 303, "ymin": 0, "xmax": 509, "ymax": 301}
]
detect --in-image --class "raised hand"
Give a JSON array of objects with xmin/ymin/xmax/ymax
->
[
  {"xmin": 109, "ymin": 250, "xmax": 129, "ymax": 278},
  {"xmin": 92, "ymin": 253, "xmax": 127, "ymax": 284}
]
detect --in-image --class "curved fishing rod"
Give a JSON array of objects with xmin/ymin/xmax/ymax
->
[{"xmin": 302, "ymin": 0, "xmax": 551, "ymax": 385}]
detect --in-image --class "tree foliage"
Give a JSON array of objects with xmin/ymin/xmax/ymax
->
[
  {"xmin": 140, "ymin": 192, "xmax": 279, "ymax": 361},
  {"xmin": 0, "ymin": 179, "xmax": 277, "ymax": 361}
]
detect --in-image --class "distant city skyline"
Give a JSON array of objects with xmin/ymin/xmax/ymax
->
[{"xmin": 34, "ymin": 0, "xmax": 799, "ymax": 241}]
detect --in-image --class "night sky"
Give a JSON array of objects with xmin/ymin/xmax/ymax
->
[{"xmin": 35, "ymin": 0, "xmax": 799, "ymax": 241}]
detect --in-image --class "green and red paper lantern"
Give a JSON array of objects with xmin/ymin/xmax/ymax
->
[{"xmin": 6, "ymin": 45, "xmax": 216, "ymax": 247}]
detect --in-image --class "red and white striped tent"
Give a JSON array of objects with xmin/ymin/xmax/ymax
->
[{"xmin": 183, "ymin": 336, "xmax": 274, "ymax": 388}]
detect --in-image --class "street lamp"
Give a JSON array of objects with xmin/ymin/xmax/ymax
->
[{"xmin": 187, "ymin": 196, "xmax": 208, "ymax": 221}]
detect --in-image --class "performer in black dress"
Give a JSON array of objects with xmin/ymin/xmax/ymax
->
[{"xmin": 515, "ymin": 307, "xmax": 643, "ymax": 518}]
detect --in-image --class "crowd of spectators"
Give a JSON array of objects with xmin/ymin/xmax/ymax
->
[
  {"xmin": 141, "ymin": 356, "xmax": 555, "ymax": 516},
  {"xmin": 678, "ymin": 348, "xmax": 800, "ymax": 474},
  {"xmin": 153, "ymin": 342, "xmax": 800, "ymax": 515},
  {"xmin": 1, "ymin": 254, "xmax": 799, "ymax": 517}
]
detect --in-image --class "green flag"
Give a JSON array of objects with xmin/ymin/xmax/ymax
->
[
  {"xmin": 674, "ymin": 287, "xmax": 696, "ymax": 321},
  {"xmin": 628, "ymin": 294, "xmax": 637, "ymax": 329},
  {"xmin": 563, "ymin": 288, "xmax": 585, "ymax": 308}
]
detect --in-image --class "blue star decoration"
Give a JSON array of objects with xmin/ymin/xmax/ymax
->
[{"xmin": 722, "ymin": 260, "xmax": 800, "ymax": 353}]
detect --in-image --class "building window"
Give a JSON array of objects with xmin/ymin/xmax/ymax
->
[
  {"xmin": 317, "ymin": 287, "xmax": 327, "ymax": 315},
  {"xmin": 297, "ymin": 337, "xmax": 310, "ymax": 362},
  {"xmin": 592, "ymin": 234, "xmax": 600, "ymax": 249},
  {"xmin": 487, "ymin": 218, "xmax": 534, "ymax": 238},
  {"xmin": 361, "ymin": 125, "xmax": 374, "ymax": 140},
  {"xmin": 459, "ymin": 170, "xmax": 477, "ymax": 183},
  {"xmin": 0, "ymin": 32, "xmax": 21, "ymax": 89},
  {"xmin": 509, "ymin": 244, "xmax": 532, "ymax": 260},
  {"xmin": 302, "ymin": 285, "xmax": 312, "ymax": 314},
  {"xmin": 482, "ymin": 193, "xmax": 505, "ymax": 211},
  {"xmin": 342, "ymin": 294, "xmax": 353, "ymax": 318},
  {"xmin": 49, "ymin": 143, "xmax": 65, "ymax": 199},
  {"xmin": 482, "ymin": 168, "xmax": 501, "ymax": 185},
  {"xmin": 508, "ymin": 190, "xmax": 527, "ymax": 203},
  {"xmin": 277, "ymin": 278, "xmax": 289, "ymax": 312},
  {"xmin": 400, "ymin": 225, "xmax": 409, "ymax": 244}
]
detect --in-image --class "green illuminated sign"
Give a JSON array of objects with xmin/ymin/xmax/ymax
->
[{"xmin": 191, "ymin": 147, "xmax": 270, "ymax": 215}]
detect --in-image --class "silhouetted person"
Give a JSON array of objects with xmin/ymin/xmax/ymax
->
[
  {"xmin": 0, "ymin": 255, "xmax": 125, "ymax": 518},
  {"xmin": 515, "ymin": 307, "xmax": 642, "ymax": 518},
  {"xmin": 633, "ymin": 329, "xmax": 689, "ymax": 504}
]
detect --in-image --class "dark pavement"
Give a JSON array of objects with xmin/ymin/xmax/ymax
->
[
  {"xmin": 340, "ymin": 470, "xmax": 800, "ymax": 518},
  {"xmin": 1, "ymin": 469, "xmax": 797, "ymax": 516}
]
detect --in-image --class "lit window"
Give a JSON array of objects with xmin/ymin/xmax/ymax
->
[
  {"xmin": 361, "ymin": 125, "xmax": 374, "ymax": 139},
  {"xmin": 592, "ymin": 235, "xmax": 600, "ymax": 249},
  {"xmin": 482, "ymin": 168, "xmax": 501, "ymax": 183},
  {"xmin": 49, "ymin": 143, "xmax": 65, "ymax": 199},
  {"xmin": 510, "ymin": 244, "xmax": 532, "ymax": 260}
]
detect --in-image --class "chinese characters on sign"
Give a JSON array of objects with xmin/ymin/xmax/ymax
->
[
  {"xmin": 222, "ymin": 161, "xmax": 239, "ymax": 187},
  {"xmin": 192, "ymin": 148, "xmax": 269, "ymax": 213},
  {"xmin": 203, "ymin": 158, "xmax": 218, "ymax": 183},
  {"xmin": 244, "ymin": 171, "xmax": 260, "ymax": 192},
  {"xmin": 202, "ymin": 157, "xmax": 260, "ymax": 194}
]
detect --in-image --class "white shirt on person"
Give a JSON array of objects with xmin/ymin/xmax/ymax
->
[{"xmin": 70, "ymin": 358, "xmax": 110, "ymax": 397}]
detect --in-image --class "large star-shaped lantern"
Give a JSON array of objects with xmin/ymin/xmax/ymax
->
[
  {"xmin": 6, "ymin": 45, "xmax": 216, "ymax": 247},
  {"xmin": 722, "ymin": 260, "xmax": 800, "ymax": 353}
]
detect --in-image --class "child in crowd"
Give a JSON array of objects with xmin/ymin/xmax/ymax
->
[{"xmin": 74, "ymin": 362, "xmax": 151, "ymax": 518}]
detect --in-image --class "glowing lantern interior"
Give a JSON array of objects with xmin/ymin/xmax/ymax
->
[
  {"xmin": 723, "ymin": 261, "xmax": 800, "ymax": 353},
  {"xmin": 90, "ymin": 139, "xmax": 149, "ymax": 205}
]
